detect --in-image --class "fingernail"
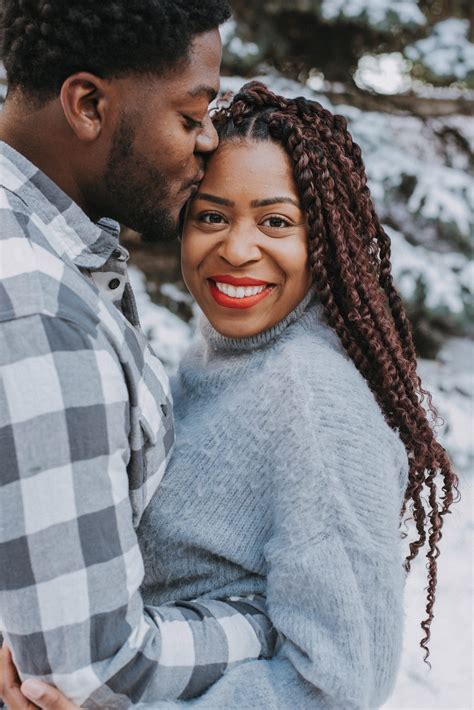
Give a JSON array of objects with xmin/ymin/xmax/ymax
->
[{"xmin": 22, "ymin": 679, "xmax": 46, "ymax": 700}]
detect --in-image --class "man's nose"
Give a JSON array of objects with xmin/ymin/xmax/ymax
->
[
  {"xmin": 195, "ymin": 113, "xmax": 219, "ymax": 154},
  {"xmin": 218, "ymin": 227, "xmax": 262, "ymax": 266}
]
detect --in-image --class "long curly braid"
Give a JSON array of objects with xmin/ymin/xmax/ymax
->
[
  {"xmin": 0, "ymin": 0, "xmax": 230, "ymax": 99},
  {"xmin": 213, "ymin": 81, "xmax": 459, "ymax": 661}
]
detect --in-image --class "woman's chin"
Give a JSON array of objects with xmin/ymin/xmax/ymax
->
[{"xmin": 207, "ymin": 315, "xmax": 274, "ymax": 340}]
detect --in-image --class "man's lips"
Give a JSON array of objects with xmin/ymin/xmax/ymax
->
[{"xmin": 182, "ymin": 172, "xmax": 205, "ymax": 194}]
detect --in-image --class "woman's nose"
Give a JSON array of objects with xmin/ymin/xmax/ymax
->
[{"xmin": 218, "ymin": 227, "xmax": 262, "ymax": 266}]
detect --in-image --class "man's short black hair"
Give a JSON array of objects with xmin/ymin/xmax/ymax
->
[{"xmin": 1, "ymin": 0, "xmax": 231, "ymax": 99}]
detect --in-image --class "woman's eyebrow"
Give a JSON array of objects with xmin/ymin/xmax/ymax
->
[
  {"xmin": 195, "ymin": 193, "xmax": 235, "ymax": 206},
  {"xmin": 194, "ymin": 194, "xmax": 301, "ymax": 209},
  {"xmin": 251, "ymin": 197, "xmax": 301, "ymax": 208}
]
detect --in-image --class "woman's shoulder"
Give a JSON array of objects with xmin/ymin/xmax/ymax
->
[
  {"xmin": 267, "ymin": 312, "xmax": 407, "ymax": 459},
  {"xmin": 268, "ymin": 312, "xmax": 368, "ymax": 400},
  {"xmin": 268, "ymin": 322, "xmax": 409, "ymax": 515}
]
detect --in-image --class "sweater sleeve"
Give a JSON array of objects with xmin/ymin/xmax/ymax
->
[{"xmin": 144, "ymin": 346, "xmax": 408, "ymax": 710}]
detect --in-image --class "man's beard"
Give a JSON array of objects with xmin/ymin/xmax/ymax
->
[{"xmin": 104, "ymin": 114, "xmax": 180, "ymax": 243}]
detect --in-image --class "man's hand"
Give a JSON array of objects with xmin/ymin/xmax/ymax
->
[
  {"xmin": 0, "ymin": 645, "xmax": 80, "ymax": 710},
  {"xmin": 0, "ymin": 645, "xmax": 37, "ymax": 709}
]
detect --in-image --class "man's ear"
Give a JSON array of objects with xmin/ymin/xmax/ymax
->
[{"xmin": 60, "ymin": 72, "xmax": 110, "ymax": 142}]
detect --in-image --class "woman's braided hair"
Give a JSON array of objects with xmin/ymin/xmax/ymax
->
[
  {"xmin": 0, "ymin": 0, "xmax": 230, "ymax": 99},
  {"xmin": 213, "ymin": 81, "xmax": 459, "ymax": 661}
]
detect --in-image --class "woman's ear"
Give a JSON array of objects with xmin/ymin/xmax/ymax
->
[{"xmin": 59, "ymin": 72, "xmax": 109, "ymax": 143}]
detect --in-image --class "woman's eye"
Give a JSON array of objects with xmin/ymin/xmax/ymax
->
[
  {"xmin": 262, "ymin": 216, "xmax": 291, "ymax": 229},
  {"xmin": 199, "ymin": 212, "xmax": 226, "ymax": 225}
]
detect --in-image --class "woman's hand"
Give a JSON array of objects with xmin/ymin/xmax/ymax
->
[{"xmin": 0, "ymin": 645, "xmax": 80, "ymax": 710}]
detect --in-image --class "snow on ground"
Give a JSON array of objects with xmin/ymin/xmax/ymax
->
[
  {"xmin": 386, "ymin": 473, "xmax": 473, "ymax": 710},
  {"xmin": 130, "ymin": 265, "xmax": 473, "ymax": 710},
  {"xmin": 385, "ymin": 338, "xmax": 473, "ymax": 710}
]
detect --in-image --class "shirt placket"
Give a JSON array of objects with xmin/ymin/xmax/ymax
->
[{"xmin": 84, "ymin": 247, "xmax": 141, "ymax": 327}]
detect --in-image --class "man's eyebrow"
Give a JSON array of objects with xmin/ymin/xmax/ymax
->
[
  {"xmin": 187, "ymin": 85, "xmax": 218, "ymax": 102},
  {"xmin": 195, "ymin": 193, "xmax": 235, "ymax": 207},
  {"xmin": 251, "ymin": 197, "xmax": 301, "ymax": 208}
]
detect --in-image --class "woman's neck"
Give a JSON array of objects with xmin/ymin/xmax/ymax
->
[{"xmin": 200, "ymin": 286, "xmax": 318, "ymax": 353}]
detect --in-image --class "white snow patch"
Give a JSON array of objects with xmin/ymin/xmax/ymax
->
[
  {"xmin": 321, "ymin": 0, "xmax": 426, "ymax": 28},
  {"xmin": 405, "ymin": 19, "xmax": 474, "ymax": 81},
  {"xmin": 160, "ymin": 282, "xmax": 194, "ymax": 305},
  {"xmin": 407, "ymin": 167, "xmax": 473, "ymax": 236},
  {"xmin": 387, "ymin": 226, "xmax": 471, "ymax": 314},
  {"xmin": 344, "ymin": 108, "xmax": 474, "ymax": 240},
  {"xmin": 220, "ymin": 18, "xmax": 260, "ymax": 60},
  {"xmin": 355, "ymin": 52, "xmax": 413, "ymax": 94}
]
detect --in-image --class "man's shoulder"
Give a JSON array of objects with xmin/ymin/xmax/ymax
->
[
  {"xmin": 0, "ymin": 182, "xmax": 34, "ymax": 229},
  {"xmin": 0, "ymin": 194, "xmax": 100, "ymax": 333}
]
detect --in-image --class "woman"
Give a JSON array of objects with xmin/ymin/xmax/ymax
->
[{"xmin": 2, "ymin": 82, "xmax": 458, "ymax": 709}]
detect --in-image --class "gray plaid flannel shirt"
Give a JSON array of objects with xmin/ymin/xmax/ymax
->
[{"xmin": 0, "ymin": 142, "xmax": 275, "ymax": 707}]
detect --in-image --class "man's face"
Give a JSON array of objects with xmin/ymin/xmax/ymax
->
[{"xmin": 103, "ymin": 29, "xmax": 222, "ymax": 242}]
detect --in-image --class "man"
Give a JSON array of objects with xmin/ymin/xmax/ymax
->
[{"xmin": 0, "ymin": 2, "xmax": 275, "ymax": 707}]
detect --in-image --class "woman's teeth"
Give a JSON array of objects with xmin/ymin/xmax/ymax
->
[{"xmin": 214, "ymin": 282, "xmax": 267, "ymax": 298}]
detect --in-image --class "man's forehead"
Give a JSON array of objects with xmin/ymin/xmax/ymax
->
[
  {"xmin": 130, "ymin": 71, "xmax": 219, "ymax": 105},
  {"xmin": 130, "ymin": 29, "xmax": 221, "ymax": 103},
  {"xmin": 178, "ymin": 28, "xmax": 221, "ymax": 98}
]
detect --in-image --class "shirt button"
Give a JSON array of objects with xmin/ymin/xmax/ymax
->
[{"xmin": 108, "ymin": 278, "xmax": 121, "ymax": 290}]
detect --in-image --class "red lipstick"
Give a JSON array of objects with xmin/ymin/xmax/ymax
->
[
  {"xmin": 208, "ymin": 277, "xmax": 275, "ymax": 310},
  {"xmin": 210, "ymin": 275, "xmax": 270, "ymax": 286}
]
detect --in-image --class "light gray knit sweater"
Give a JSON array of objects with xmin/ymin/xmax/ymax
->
[{"xmin": 137, "ymin": 291, "xmax": 409, "ymax": 709}]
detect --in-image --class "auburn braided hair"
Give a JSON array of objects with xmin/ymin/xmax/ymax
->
[{"xmin": 212, "ymin": 81, "xmax": 459, "ymax": 661}]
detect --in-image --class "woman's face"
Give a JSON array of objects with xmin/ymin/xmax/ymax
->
[{"xmin": 181, "ymin": 139, "xmax": 312, "ymax": 338}]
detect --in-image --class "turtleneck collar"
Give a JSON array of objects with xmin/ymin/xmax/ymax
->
[{"xmin": 199, "ymin": 286, "xmax": 320, "ymax": 353}]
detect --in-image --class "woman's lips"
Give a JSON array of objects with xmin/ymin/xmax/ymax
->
[
  {"xmin": 208, "ymin": 277, "xmax": 275, "ymax": 309},
  {"xmin": 210, "ymin": 274, "xmax": 269, "ymax": 286}
]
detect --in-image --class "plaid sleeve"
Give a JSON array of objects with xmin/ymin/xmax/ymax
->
[
  {"xmin": 0, "ymin": 314, "xmax": 275, "ymax": 706},
  {"xmin": 85, "ymin": 597, "xmax": 277, "ymax": 707}
]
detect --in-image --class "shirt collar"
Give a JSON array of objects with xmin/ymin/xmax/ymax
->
[{"xmin": 0, "ymin": 140, "xmax": 121, "ymax": 269}]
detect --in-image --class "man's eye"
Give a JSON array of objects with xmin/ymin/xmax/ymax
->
[
  {"xmin": 183, "ymin": 115, "xmax": 204, "ymax": 130},
  {"xmin": 261, "ymin": 216, "xmax": 291, "ymax": 228}
]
